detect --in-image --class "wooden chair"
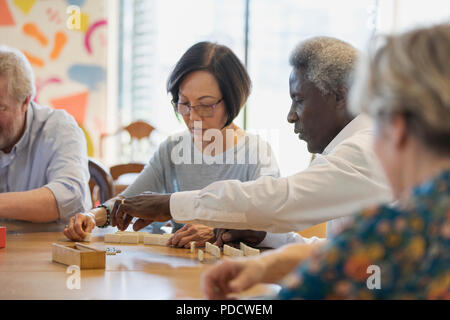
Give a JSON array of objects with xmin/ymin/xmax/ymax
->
[
  {"xmin": 110, "ymin": 162, "xmax": 145, "ymax": 196},
  {"xmin": 99, "ymin": 120, "xmax": 155, "ymax": 160},
  {"xmin": 110, "ymin": 163, "xmax": 145, "ymax": 181},
  {"xmin": 88, "ymin": 157, "xmax": 114, "ymax": 207},
  {"xmin": 99, "ymin": 120, "xmax": 154, "ymax": 196},
  {"xmin": 123, "ymin": 120, "xmax": 155, "ymax": 140}
]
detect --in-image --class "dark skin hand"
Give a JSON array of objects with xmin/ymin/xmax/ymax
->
[
  {"xmin": 214, "ymin": 228, "xmax": 267, "ymax": 248},
  {"xmin": 110, "ymin": 192, "xmax": 267, "ymax": 249},
  {"xmin": 110, "ymin": 192, "xmax": 172, "ymax": 231}
]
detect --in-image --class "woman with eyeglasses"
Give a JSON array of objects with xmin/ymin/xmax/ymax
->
[{"xmin": 64, "ymin": 42, "xmax": 298, "ymax": 249}]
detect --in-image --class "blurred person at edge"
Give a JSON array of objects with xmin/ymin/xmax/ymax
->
[{"xmin": 203, "ymin": 24, "xmax": 450, "ymax": 300}]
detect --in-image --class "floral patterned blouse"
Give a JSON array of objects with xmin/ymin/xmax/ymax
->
[{"xmin": 278, "ymin": 169, "xmax": 450, "ymax": 299}]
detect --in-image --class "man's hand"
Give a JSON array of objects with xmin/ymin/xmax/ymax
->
[
  {"xmin": 132, "ymin": 219, "xmax": 154, "ymax": 231},
  {"xmin": 215, "ymin": 229, "xmax": 267, "ymax": 248},
  {"xmin": 110, "ymin": 193, "xmax": 172, "ymax": 231},
  {"xmin": 201, "ymin": 257, "xmax": 267, "ymax": 299},
  {"xmin": 168, "ymin": 224, "xmax": 215, "ymax": 248},
  {"xmin": 63, "ymin": 212, "xmax": 96, "ymax": 241}
]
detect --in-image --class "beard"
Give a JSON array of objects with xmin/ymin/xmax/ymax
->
[
  {"xmin": 0, "ymin": 122, "xmax": 23, "ymax": 153},
  {"xmin": 0, "ymin": 130, "xmax": 8, "ymax": 151}
]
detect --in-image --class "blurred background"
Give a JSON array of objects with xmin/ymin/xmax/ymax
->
[{"xmin": 1, "ymin": 0, "xmax": 449, "ymax": 179}]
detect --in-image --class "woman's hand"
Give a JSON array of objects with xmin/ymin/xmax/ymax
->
[
  {"xmin": 168, "ymin": 224, "xmax": 216, "ymax": 248},
  {"xmin": 201, "ymin": 257, "xmax": 267, "ymax": 299},
  {"xmin": 63, "ymin": 212, "xmax": 96, "ymax": 241},
  {"xmin": 110, "ymin": 193, "xmax": 172, "ymax": 231}
]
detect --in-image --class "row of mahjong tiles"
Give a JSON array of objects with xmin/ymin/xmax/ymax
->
[{"xmin": 90, "ymin": 231, "xmax": 261, "ymax": 261}]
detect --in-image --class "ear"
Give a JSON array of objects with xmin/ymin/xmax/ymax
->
[
  {"xmin": 334, "ymin": 86, "xmax": 348, "ymax": 110},
  {"xmin": 389, "ymin": 113, "xmax": 409, "ymax": 150},
  {"xmin": 21, "ymin": 96, "xmax": 31, "ymax": 114}
]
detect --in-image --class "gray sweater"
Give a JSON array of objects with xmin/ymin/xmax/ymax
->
[
  {"xmin": 120, "ymin": 131, "xmax": 280, "ymax": 195},
  {"xmin": 108, "ymin": 131, "xmax": 302, "ymax": 247}
]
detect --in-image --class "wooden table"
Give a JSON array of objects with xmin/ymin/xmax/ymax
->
[{"xmin": 0, "ymin": 222, "xmax": 280, "ymax": 300}]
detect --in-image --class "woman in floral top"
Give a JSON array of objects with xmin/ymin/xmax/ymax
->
[
  {"xmin": 278, "ymin": 170, "xmax": 449, "ymax": 299},
  {"xmin": 202, "ymin": 23, "xmax": 450, "ymax": 300}
]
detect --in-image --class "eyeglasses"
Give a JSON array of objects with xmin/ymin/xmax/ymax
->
[{"xmin": 173, "ymin": 98, "xmax": 223, "ymax": 117}]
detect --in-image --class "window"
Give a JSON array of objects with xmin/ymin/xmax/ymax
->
[
  {"xmin": 119, "ymin": 0, "xmax": 246, "ymax": 135},
  {"xmin": 118, "ymin": 0, "xmax": 378, "ymax": 174},
  {"xmin": 246, "ymin": 0, "xmax": 377, "ymax": 175}
]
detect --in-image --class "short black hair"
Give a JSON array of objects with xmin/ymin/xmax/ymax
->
[{"xmin": 167, "ymin": 41, "xmax": 251, "ymax": 127}]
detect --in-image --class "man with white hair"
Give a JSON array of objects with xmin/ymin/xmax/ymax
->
[
  {"xmin": 108, "ymin": 36, "xmax": 392, "ymax": 249},
  {"xmin": 0, "ymin": 45, "xmax": 91, "ymax": 223}
]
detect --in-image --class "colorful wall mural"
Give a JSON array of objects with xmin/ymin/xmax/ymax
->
[{"xmin": 0, "ymin": 0, "xmax": 108, "ymax": 157}]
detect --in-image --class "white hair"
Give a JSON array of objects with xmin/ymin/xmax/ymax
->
[
  {"xmin": 0, "ymin": 45, "xmax": 36, "ymax": 102},
  {"xmin": 349, "ymin": 23, "xmax": 450, "ymax": 155},
  {"xmin": 289, "ymin": 36, "xmax": 359, "ymax": 95}
]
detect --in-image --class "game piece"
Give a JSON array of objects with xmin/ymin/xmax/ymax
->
[
  {"xmin": 205, "ymin": 241, "xmax": 220, "ymax": 256},
  {"xmin": 245, "ymin": 247, "xmax": 260, "ymax": 256},
  {"xmin": 105, "ymin": 247, "xmax": 121, "ymax": 255},
  {"xmin": 209, "ymin": 244, "xmax": 221, "ymax": 258},
  {"xmin": 198, "ymin": 249, "xmax": 204, "ymax": 262},
  {"xmin": 190, "ymin": 241, "xmax": 195, "ymax": 253},
  {"xmin": 104, "ymin": 233, "xmax": 121, "ymax": 243},
  {"xmin": 233, "ymin": 248, "xmax": 244, "ymax": 257},
  {"xmin": 143, "ymin": 233, "xmax": 171, "ymax": 246},
  {"xmin": 106, "ymin": 248, "xmax": 117, "ymax": 255},
  {"xmin": 116, "ymin": 231, "xmax": 147, "ymax": 242},
  {"xmin": 105, "ymin": 231, "xmax": 171, "ymax": 246},
  {"xmin": 82, "ymin": 233, "xmax": 92, "ymax": 242},
  {"xmin": 224, "ymin": 245, "xmax": 244, "ymax": 257},
  {"xmin": 137, "ymin": 232, "xmax": 147, "ymax": 243},
  {"xmin": 120, "ymin": 233, "xmax": 139, "ymax": 244},
  {"xmin": 223, "ymin": 244, "xmax": 232, "ymax": 256},
  {"xmin": 111, "ymin": 231, "xmax": 148, "ymax": 243},
  {"xmin": 240, "ymin": 242, "xmax": 260, "ymax": 256},
  {"xmin": 0, "ymin": 226, "xmax": 6, "ymax": 249}
]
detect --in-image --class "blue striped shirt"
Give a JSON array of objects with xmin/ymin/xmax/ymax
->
[{"xmin": 0, "ymin": 102, "xmax": 91, "ymax": 221}]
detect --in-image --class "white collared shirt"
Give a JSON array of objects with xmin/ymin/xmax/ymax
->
[{"xmin": 170, "ymin": 115, "xmax": 392, "ymax": 246}]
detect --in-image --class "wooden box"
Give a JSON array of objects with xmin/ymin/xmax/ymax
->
[
  {"xmin": 52, "ymin": 243, "xmax": 105, "ymax": 269},
  {"xmin": 0, "ymin": 226, "xmax": 5, "ymax": 249}
]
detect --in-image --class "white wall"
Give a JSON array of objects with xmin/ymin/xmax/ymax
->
[
  {"xmin": 246, "ymin": 0, "xmax": 377, "ymax": 177},
  {"xmin": 377, "ymin": 0, "xmax": 450, "ymax": 34}
]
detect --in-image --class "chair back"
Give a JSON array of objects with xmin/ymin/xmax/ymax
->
[
  {"xmin": 88, "ymin": 157, "xmax": 114, "ymax": 206},
  {"xmin": 110, "ymin": 163, "xmax": 145, "ymax": 181},
  {"xmin": 123, "ymin": 121, "xmax": 155, "ymax": 140},
  {"xmin": 100, "ymin": 120, "xmax": 156, "ymax": 162}
]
